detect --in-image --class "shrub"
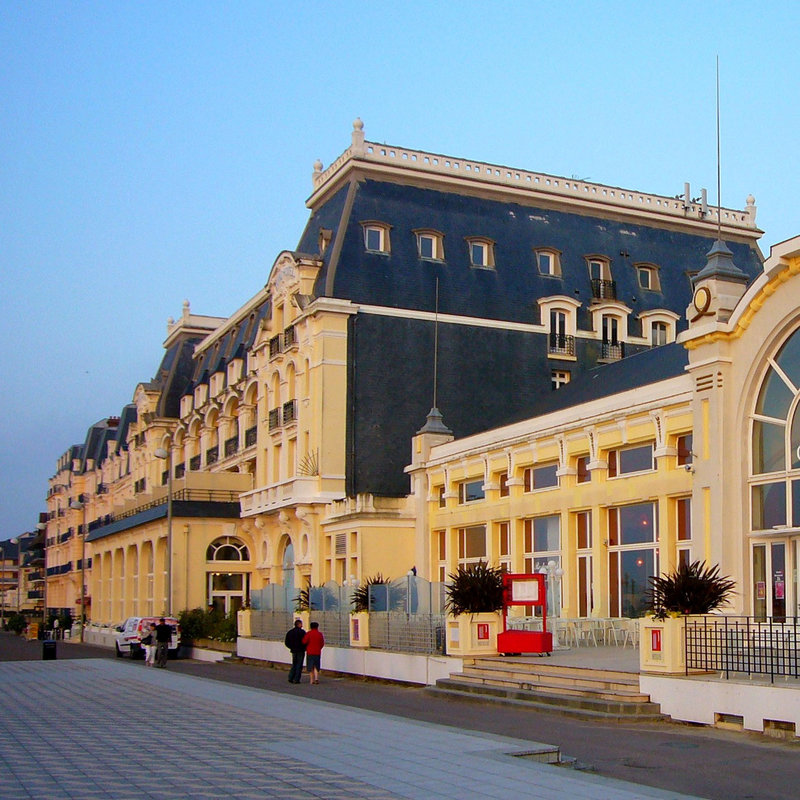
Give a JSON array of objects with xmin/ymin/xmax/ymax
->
[
  {"xmin": 646, "ymin": 560, "xmax": 736, "ymax": 619},
  {"xmin": 7, "ymin": 612, "xmax": 26, "ymax": 635},
  {"xmin": 178, "ymin": 608, "xmax": 209, "ymax": 642},
  {"xmin": 445, "ymin": 563, "xmax": 504, "ymax": 615},
  {"xmin": 178, "ymin": 607, "xmax": 238, "ymax": 642}
]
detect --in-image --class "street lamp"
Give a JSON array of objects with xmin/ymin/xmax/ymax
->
[
  {"xmin": 37, "ymin": 521, "xmax": 47, "ymax": 631},
  {"xmin": 0, "ymin": 540, "xmax": 6, "ymax": 629},
  {"xmin": 155, "ymin": 447, "xmax": 173, "ymax": 616},
  {"xmin": 69, "ymin": 499, "xmax": 87, "ymax": 642}
]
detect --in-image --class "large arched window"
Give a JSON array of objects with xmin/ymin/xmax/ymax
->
[
  {"xmin": 750, "ymin": 325, "xmax": 800, "ymax": 621},
  {"xmin": 206, "ymin": 536, "xmax": 250, "ymax": 615},
  {"xmin": 206, "ymin": 536, "xmax": 250, "ymax": 562}
]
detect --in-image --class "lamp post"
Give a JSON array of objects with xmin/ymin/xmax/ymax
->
[
  {"xmin": 69, "ymin": 499, "xmax": 87, "ymax": 642},
  {"xmin": 155, "ymin": 447, "xmax": 173, "ymax": 616},
  {"xmin": 12, "ymin": 537, "xmax": 20, "ymax": 613},
  {"xmin": 37, "ymin": 521, "xmax": 47, "ymax": 631},
  {"xmin": 1, "ymin": 540, "xmax": 5, "ymax": 629}
]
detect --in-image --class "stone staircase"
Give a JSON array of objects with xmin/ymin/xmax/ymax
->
[{"xmin": 428, "ymin": 656, "xmax": 665, "ymax": 722}]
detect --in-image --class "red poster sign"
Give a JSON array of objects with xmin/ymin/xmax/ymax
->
[
  {"xmin": 651, "ymin": 629, "xmax": 662, "ymax": 652},
  {"xmin": 477, "ymin": 623, "xmax": 490, "ymax": 640}
]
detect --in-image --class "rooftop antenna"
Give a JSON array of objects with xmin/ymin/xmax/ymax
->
[
  {"xmin": 417, "ymin": 275, "xmax": 452, "ymax": 435},
  {"xmin": 715, "ymin": 55, "xmax": 722, "ymax": 239},
  {"xmin": 693, "ymin": 56, "xmax": 747, "ymax": 285},
  {"xmin": 432, "ymin": 276, "xmax": 439, "ymax": 409}
]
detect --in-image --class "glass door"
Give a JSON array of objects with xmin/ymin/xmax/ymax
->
[{"xmin": 752, "ymin": 541, "xmax": 788, "ymax": 621}]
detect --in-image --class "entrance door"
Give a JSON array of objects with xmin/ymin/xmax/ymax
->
[{"xmin": 753, "ymin": 541, "xmax": 788, "ymax": 621}]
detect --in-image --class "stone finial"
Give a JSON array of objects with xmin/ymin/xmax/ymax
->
[
  {"xmin": 182, "ymin": 299, "xmax": 191, "ymax": 320},
  {"xmin": 746, "ymin": 194, "xmax": 757, "ymax": 225},
  {"xmin": 695, "ymin": 239, "xmax": 748, "ymax": 284},
  {"xmin": 313, "ymin": 159, "xmax": 323, "ymax": 185},
  {"xmin": 351, "ymin": 117, "xmax": 366, "ymax": 155}
]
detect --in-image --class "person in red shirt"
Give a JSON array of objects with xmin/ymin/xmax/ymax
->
[{"xmin": 302, "ymin": 621, "xmax": 325, "ymax": 684}]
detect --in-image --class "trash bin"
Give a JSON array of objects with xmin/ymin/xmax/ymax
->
[{"xmin": 42, "ymin": 640, "xmax": 57, "ymax": 660}]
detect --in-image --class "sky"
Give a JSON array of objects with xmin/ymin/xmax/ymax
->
[{"xmin": 1, "ymin": 1, "xmax": 799, "ymax": 537}]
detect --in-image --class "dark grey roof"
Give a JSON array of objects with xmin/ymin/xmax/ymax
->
[
  {"xmin": 299, "ymin": 179, "xmax": 763, "ymax": 333},
  {"xmin": 523, "ymin": 341, "xmax": 689, "ymax": 422}
]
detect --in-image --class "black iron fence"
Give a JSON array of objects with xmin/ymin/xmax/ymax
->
[{"xmin": 685, "ymin": 616, "xmax": 800, "ymax": 682}]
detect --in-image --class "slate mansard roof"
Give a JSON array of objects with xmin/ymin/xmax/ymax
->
[{"xmin": 289, "ymin": 132, "xmax": 763, "ymax": 496}]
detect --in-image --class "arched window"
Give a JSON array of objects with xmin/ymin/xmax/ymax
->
[
  {"xmin": 749, "ymin": 325, "xmax": 800, "ymax": 621},
  {"xmin": 206, "ymin": 536, "xmax": 250, "ymax": 562}
]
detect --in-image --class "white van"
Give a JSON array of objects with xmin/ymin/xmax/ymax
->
[{"xmin": 114, "ymin": 616, "xmax": 180, "ymax": 658}]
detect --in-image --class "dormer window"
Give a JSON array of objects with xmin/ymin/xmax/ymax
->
[
  {"xmin": 467, "ymin": 237, "xmax": 495, "ymax": 269},
  {"xmin": 536, "ymin": 249, "xmax": 561, "ymax": 277},
  {"xmin": 414, "ymin": 229, "xmax": 445, "ymax": 261},
  {"xmin": 640, "ymin": 311, "xmax": 678, "ymax": 347},
  {"xmin": 586, "ymin": 256, "xmax": 615, "ymax": 300},
  {"xmin": 636, "ymin": 263, "xmax": 661, "ymax": 292},
  {"xmin": 362, "ymin": 222, "xmax": 391, "ymax": 254}
]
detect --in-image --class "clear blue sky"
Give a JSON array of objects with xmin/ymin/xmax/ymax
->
[{"xmin": 1, "ymin": 1, "xmax": 798, "ymax": 536}]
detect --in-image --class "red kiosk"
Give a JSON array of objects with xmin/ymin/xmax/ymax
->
[{"xmin": 496, "ymin": 572, "xmax": 553, "ymax": 655}]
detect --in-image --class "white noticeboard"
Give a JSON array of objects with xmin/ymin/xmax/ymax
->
[{"xmin": 511, "ymin": 579, "xmax": 540, "ymax": 603}]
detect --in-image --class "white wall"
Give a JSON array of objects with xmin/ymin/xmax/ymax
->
[
  {"xmin": 237, "ymin": 637, "xmax": 460, "ymax": 686},
  {"xmin": 641, "ymin": 674, "xmax": 800, "ymax": 735}
]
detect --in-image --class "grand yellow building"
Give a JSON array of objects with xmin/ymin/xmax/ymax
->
[{"xmin": 42, "ymin": 122, "xmax": 791, "ymax": 631}]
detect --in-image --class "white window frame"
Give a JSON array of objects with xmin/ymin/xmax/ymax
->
[
  {"xmin": 362, "ymin": 222, "xmax": 391, "ymax": 254},
  {"xmin": 466, "ymin": 237, "xmax": 495, "ymax": 269},
  {"xmin": 535, "ymin": 248, "xmax": 561, "ymax": 277},
  {"xmin": 635, "ymin": 263, "xmax": 661, "ymax": 292},
  {"xmin": 414, "ymin": 229, "xmax": 445, "ymax": 261}
]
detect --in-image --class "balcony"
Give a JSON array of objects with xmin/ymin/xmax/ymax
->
[
  {"xmin": 244, "ymin": 426, "xmax": 257, "ymax": 448},
  {"xmin": 601, "ymin": 341, "xmax": 625, "ymax": 361},
  {"xmin": 269, "ymin": 335, "xmax": 282, "ymax": 359},
  {"xmin": 189, "ymin": 455, "xmax": 201, "ymax": 471},
  {"xmin": 206, "ymin": 446, "xmax": 219, "ymax": 466},
  {"xmin": 591, "ymin": 279, "xmax": 617, "ymax": 301},
  {"xmin": 282, "ymin": 399, "xmax": 298, "ymax": 425},
  {"xmin": 283, "ymin": 324, "xmax": 298, "ymax": 350},
  {"xmin": 224, "ymin": 436, "xmax": 239, "ymax": 457},
  {"xmin": 548, "ymin": 333, "xmax": 575, "ymax": 357},
  {"xmin": 175, "ymin": 462, "xmax": 186, "ymax": 479},
  {"xmin": 268, "ymin": 407, "xmax": 281, "ymax": 431}
]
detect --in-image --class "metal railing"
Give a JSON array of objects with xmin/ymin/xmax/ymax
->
[
  {"xmin": 601, "ymin": 341, "xmax": 625, "ymax": 360},
  {"xmin": 548, "ymin": 333, "xmax": 575, "ymax": 356},
  {"xmin": 685, "ymin": 616, "xmax": 800, "ymax": 682},
  {"xmin": 248, "ymin": 578, "xmax": 447, "ymax": 655},
  {"xmin": 591, "ymin": 278, "xmax": 616, "ymax": 300}
]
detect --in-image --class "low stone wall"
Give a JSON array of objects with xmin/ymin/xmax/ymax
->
[
  {"xmin": 641, "ymin": 673, "xmax": 800, "ymax": 737},
  {"xmin": 237, "ymin": 636, "xmax": 461, "ymax": 686}
]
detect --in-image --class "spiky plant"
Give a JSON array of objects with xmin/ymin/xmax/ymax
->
[
  {"xmin": 445, "ymin": 562, "xmax": 505, "ymax": 616},
  {"xmin": 351, "ymin": 574, "xmax": 392, "ymax": 613},
  {"xmin": 646, "ymin": 560, "xmax": 736, "ymax": 620}
]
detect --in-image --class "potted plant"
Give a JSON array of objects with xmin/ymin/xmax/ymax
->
[
  {"xmin": 349, "ymin": 574, "xmax": 392, "ymax": 648},
  {"xmin": 641, "ymin": 561, "xmax": 736, "ymax": 674},
  {"xmin": 444, "ymin": 563, "xmax": 504, "ymax": 657}
]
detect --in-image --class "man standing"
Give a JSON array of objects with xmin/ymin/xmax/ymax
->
[
  {"xmin": 154, "ymin": 617, "xmax": 172, "ymax": 668},
  {"xmin": 284, "ymin": 619, "xmax": 306, "ymax": 684},
  {"xmin": 302, "ymin": 621, "xmax": 324, "ymax": 685}
]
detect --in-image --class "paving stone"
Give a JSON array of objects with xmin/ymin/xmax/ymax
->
[{"xmin": 0, "ymin": 658, "xmax": 702, "ymax": 800}]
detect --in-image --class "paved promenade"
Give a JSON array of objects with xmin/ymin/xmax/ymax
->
[{"xmin": 0, "ymin": 658, "xmax": 701, "ymax": 800}]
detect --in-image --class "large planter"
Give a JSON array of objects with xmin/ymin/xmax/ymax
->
[
  {"xmin": 640, "ymin": 616, "xmax": 686, "ymax": 674},
  {"xmin": 237, "ymin": 609, "xmax": 252, "ymax": 637},
  {"xmin": 446, "ymin": 612, "xmax": 502, "ymax": 657},
  {"xmin": 349, "ymin": 612, "xmax": 370, "ymax": 648}
]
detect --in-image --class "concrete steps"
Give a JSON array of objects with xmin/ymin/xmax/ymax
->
[{"xmin": 428, "ymin": 656, "xmax": 665, "ymax": 722}]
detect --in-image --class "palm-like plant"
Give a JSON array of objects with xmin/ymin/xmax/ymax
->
[
  {"xmin": 351, "ymin": 574, "xmax": 392, "ymax": 613},
  {"xmin": 445, "ymin": 563, "xmax": 505, "ymax": 616},
  {"xmin": 646, "ymin": 560, "xmax": 736, "ymax": 620}
]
